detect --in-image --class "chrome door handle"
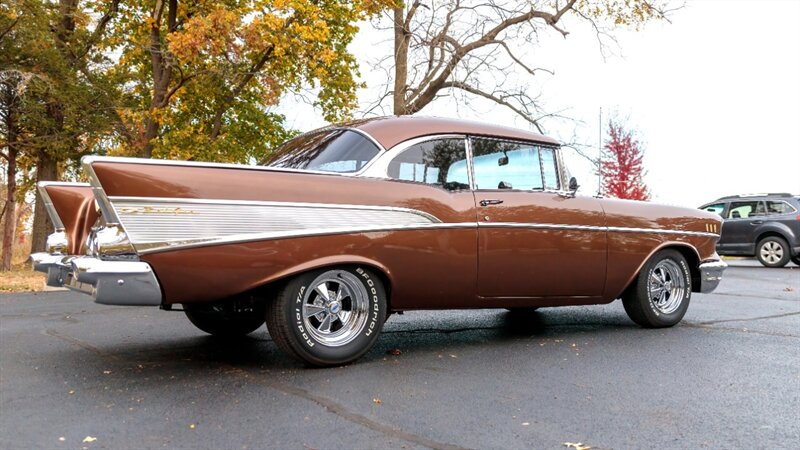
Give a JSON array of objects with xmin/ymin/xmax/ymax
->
[
  {"xmin": 750, "ymin": 220, "xmax": 763, "ymax": 225},
  {"xmin": 480, "ymin": 199, "xmax": 504, "ymax": 206}
]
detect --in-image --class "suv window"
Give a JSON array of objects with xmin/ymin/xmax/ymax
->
[
  {"xmin": 728, "ymin": 201, "xmax": 762, "ymax": 219},
  {"xmin": 703, "ymin": 203, "xmax": 726, "ymax": 217},
  {"xmin": 387, "ymin": 138, "xmax": 469, "ymax": 191},
  {"xmin": 767, "ymin": 200, "xmax": 797, "ymax": 215},
  {"xmin": 471, "ymin": 138, "xmax": 558, "ymax": 190}
]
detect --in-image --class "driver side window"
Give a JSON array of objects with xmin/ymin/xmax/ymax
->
[{"xmin": 471, "ymin": 138, "xmax": 558, "ymax": 190}]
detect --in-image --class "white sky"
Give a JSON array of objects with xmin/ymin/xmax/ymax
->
[{"xmin": 279, "ymin": 0, "xmax": 800, "ymax": 208}]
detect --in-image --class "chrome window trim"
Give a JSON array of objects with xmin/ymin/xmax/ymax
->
[
  {"xmin": 360, "ymin": 134, "xmax": 469, "ymax": 180},
  {"xmin": 465, "ymin": 136, "xmax": 476, "ymax": 190},
  {"xmin": 467, "ymin": 135, "xmax": 564, "ymax": 193}
]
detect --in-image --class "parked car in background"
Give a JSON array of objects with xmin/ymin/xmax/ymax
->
[
  {"xmin": 32, "ymin": 116, "xmax": 726, "ymax": 366},
  {"xmin": 700, "ymin": 193, "xmax": 800, "ymax": 267}
]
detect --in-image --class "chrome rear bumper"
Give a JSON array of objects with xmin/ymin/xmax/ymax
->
[
  {"xmin": 31, "ymin": 253, "xmax": 162, "ymax": 306},
  {"xmin": 698, "ymin": 259, "xmax": 727, "ymax": 293}
]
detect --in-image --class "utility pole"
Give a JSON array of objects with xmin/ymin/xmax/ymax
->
[{"xmin": 597, "ymin": 107, "xmax": 602, "ymax": 197}]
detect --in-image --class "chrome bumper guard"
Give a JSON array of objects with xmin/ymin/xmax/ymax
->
[
  {"xmin": 31, "ymin": 253, "xmax": 162, "ymax": 306},
  {"xmin": 698, "ymin": 259, "xmax": 727, "ymax": 293}
]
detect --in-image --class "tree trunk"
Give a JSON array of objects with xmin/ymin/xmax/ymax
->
[
  {"xmin": 1, "ymin": 77, "xmax": 19, "ymax": 271},
  {"xmin": 30, "ymin": 152, "xmax": 58, "ymax": 253},
  {"xmin": 393, "ymin": 7, "xmax": 410, "ymax": 115},
  {"xmin": 140, "ymin": 0, "xmax": 177, "ymax": 158},
  {"xmin": 1, "ymin": 146, "xmax": 17, "ymax": 271}
]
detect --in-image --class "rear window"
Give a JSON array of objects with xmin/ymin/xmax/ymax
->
[{"xmin": 264, "ymin": 129, "xmax": 380, "ymax": 173}]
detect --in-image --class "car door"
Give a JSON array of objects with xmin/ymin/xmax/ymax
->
[
  {"xmin": 470, "ymin": 137, "xmax": 607, "ymax": 298},
  {"xmin": 719, "ymin": 200, "xmax": 763, "ymax": 254}
]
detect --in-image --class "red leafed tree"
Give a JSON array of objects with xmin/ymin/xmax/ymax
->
[{"xmin": 600, "ymin": 120, "xmax": 651, "ymax": 201}]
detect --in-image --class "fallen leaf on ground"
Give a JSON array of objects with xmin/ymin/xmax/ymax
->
[
  {"xmin": 784, "ymin": 287, "xmax": 794, "ymax": 292},
  {"xmin": 563, "ymin": 442, "xmax": 590, "ymax": 450},
  {"xmin": 102, "ymin": 370, "xmax": 111, "ymax": 375},
  {"xmin": 58, "ymin": 437, "xmax": 65, "ymax": 442},
  {"xmin": 82, "ymin": 436, "xmax": 97, "ymax": 443},
  {"xmin": 372, "ymin": 398, "xmax": 382, "ymax": 404},
  {"xmin": 387, "ymin": 348, "xmax": 402, "ymax": 355}
]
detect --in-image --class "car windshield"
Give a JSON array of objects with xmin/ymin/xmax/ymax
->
[{"xmin": 263, "ymin": 129, "xmax": 380, "ymax": 173}]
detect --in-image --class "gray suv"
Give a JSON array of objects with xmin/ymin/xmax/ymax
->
[{"xmin": 699, "ymin": 193, "xmax": 800, "ymax": 268}]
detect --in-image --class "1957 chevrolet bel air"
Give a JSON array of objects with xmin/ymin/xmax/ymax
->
[{"xmin": 32, "ymin": 116, "xmax": 726, "ymax": 366}]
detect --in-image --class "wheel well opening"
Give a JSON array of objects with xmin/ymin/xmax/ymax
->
[
  {"xmin": 246, "ymin": 263, "xmax": 394, "ymax": 312},
  {"xmin": 755, "ymin": 231, "xmax": 788, "ymax": 246}
]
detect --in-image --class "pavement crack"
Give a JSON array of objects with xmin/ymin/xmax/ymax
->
[
  {"xmin": 43, "ymin": 328, "xmax": 121, "ymax": 361},
  {"xmin": 682, "ymin": 322, "xmax": 799, "ymax": 338},
  {"xmin": 692, "ymin": 310, "xmax": 800, "ymax": 325},
  {"xmin": 228, "ymin": 366, "xmax": 471, "ymax": 450}
]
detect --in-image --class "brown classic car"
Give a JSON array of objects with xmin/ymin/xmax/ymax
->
[{"xmin": 32, "ymin": 116, "xmax": 727, "ymax": 366}]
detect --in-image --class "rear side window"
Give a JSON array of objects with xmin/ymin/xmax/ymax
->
[
  {"xmin": 265, "ymin": 129, "xmax": 380, "ymax": 173},
  {"xmin": 766, "ymin": 200, "xmax": 797, "ymax": 215},
  {"xmin": 387, "ymin": 138, "xmax": 469, "ymax": 191}
]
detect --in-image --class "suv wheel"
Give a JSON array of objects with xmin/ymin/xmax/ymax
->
[
  {"xmin": 756, "ymin": 236, "xmax": 790, "ymax": 268},
  {"xmin": 791, "ymin": 255, "xmax": 800, "ymax": 266}
]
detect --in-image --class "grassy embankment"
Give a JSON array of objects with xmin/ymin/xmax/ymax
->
[{"xmin": 0, "ymin": 237, "xmax": 43, "ymax": 293}]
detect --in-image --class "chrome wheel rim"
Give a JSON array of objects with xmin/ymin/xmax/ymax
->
[
  {"xmin": 759, "ymin": 241, "xmax": 784, "ymax": 264},
  {"xmin": 302, "ymin": 270, "xmax": 369, "ymax": 347},
  {"xmin": 647, "ymin": 259, "xmax": 686, "ymax": 314}
]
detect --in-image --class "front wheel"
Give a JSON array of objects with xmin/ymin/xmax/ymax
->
[
  {"xmin": 756, "ymin": 236, "xmax": 790, "ymax": 268},
  {"xmin": 622, "ymin": 249, "xmax": 692, "ymax": 328},
  {"xmin": 266, "ymin": 266, "xmax": 386, "ymax": 367}
]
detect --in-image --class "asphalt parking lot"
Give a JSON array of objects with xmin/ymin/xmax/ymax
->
[{"xmin": 1, "ymin": 259, "xmax": 798, "ymax": 449}]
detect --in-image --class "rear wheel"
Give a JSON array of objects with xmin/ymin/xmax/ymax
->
[
  {"xmin": 792, "ymin": 255, "xmax": 800, "ymax": 266},
  {"xmin": 266, "ymin": 266, "xmax": 386, "ymax": 367},
  {"xmin": 184, "ymin": 298, "xmax": 265, "ymax": 337},
  {"xmin": 622, "ymin": 249, "xmax": 692, "ymax": 328},
  {"xmin": 756, "ymin": 236, "xmax": 790, "ymax": 268}
]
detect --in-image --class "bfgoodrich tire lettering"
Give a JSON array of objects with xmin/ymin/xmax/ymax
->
[
  {"xmin": 622, "ymin": 249, "xmax": 692, "ymax": 328},
  {"xmin": 266, "ymin": 266, "xmax": 386, "ymax": 367}
]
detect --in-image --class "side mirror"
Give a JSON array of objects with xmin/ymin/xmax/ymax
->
[
  {"xmin": 558, "ymin": 177, "xmax": 579, "ymax": 199},
  {"xmin": 498, "ymin": 155, "xmax": 509, "ymax": 166},
  {"xmin": 498, "ymin": 181, "xmax": 513, "ymax": 189},
  {"xmin": 569, "ymin": 177, "xmax": 579, "ymax": 192}
]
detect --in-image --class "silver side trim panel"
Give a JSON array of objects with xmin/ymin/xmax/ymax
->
[{"xmin": 108, "ymin": 197, "xmax": 444, "ymax": 254}]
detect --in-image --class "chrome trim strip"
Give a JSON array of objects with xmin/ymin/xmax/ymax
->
[
  {"xmin": 360, "ymin": 134, "xmax": 468, "ymax": 179},
  {"xmin": 107, "ymin": 196, "xmax": 442, "ymax": 223},
  {"xmin": 465, "ymin": 135, "xmax": 476, "ymax": 190},
  {"xmin": 36, "ymin": 182, "xmax": 67, "ymax": 230},
  {"xmin": 478, "ymin": 222, "xmax": 606, "ymax": 232},
  {"xmin": 606, "ymin": 226, "xmax": 719, "ymax": 238},
  {"xmin": 133, "ymin": 222, "xmax": 479, "ymax": 254},
  {"xmin": 81, "ymin": 157, "xmax": 121, "ymax": 224},
  {"xmin": 477, "ymin": 222, "xmax": 718, "ymax": 237}
]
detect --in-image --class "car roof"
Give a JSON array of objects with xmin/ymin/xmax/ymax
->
[
  {"xmin": 712, "ymin": 193, "xmax": 796, "ymax": 202},
  {"xmin": 341, "ymin": 116, "xmax": 560, "ymax": 150}
]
